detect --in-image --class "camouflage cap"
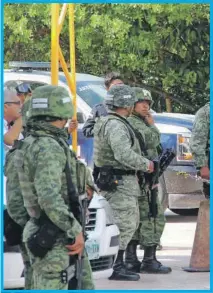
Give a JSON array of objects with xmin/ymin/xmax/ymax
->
[
  {"xmin": 28, "ymin": 85, "xmax": 73, "ymax": 120},
  {"xmin": 105, "ymin": 84, "xmax": 136, "ymax": 108},
  {"xmin": 133, "ymin": 87, "xmax": 153, "ymax": 107}
]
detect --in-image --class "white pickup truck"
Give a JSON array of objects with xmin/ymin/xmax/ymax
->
[{"xmin": 4, "ymin": 192, "xmax": 119, "ymax": 289}]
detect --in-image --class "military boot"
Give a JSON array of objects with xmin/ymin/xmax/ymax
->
[
  {"xmin": 140, "ymin": 245, "xmax": 172, "ymax": 274},
  {"xmin": 109, "ymin": 250, "xmax": 140, "ymax": 281},
  {"xmin": 125, "ymin": 240, "xmax": 141, "ymax": 273}
]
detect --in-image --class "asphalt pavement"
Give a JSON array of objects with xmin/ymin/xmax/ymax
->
[{"xmin": 94, "ymin": 210, "xmax": 210, "ymax": 290}]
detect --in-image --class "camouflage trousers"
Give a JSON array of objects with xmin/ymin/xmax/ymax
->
[
  {"xmin": 24, "ymin": 240, "xmax": 95, "ymax": 290},
  {"xmin": 132, "ymin": 189, "xmax": 165, "ymax": 246},
  {"xmin": 102, "ymin": 175, "xmax": 140, "ymax": 250},
  {"xmin": 19, "ymin": 242, "xmax": 33, "ymax": 289}
]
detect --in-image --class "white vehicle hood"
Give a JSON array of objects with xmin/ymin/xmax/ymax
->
[
  {"xmin": 156, "ymin": 123, "xmax": 191, "ymax": 134},
  {"xmin": 160, "ymin": 112, "xmax": 195, "ymax": 121}
]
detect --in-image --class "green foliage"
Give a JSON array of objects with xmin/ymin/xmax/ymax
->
[{"xmin": 4, "ymin": 3, "xmax": 210, "ymax": 113}]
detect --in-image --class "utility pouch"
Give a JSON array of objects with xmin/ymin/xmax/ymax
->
[
  {"xmin": 27, "ymin": 222, "xmax": 60, "ymax": 258},
  {"xmin": 4, "ymin": 209, "xmax": 23, "ymax": 246},
  {"xmin": 96, "ymin": 166, "xmax": 118, "ymax": 191}
]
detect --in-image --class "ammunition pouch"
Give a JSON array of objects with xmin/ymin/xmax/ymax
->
[
  {"xmin": 4, "ymin": 209, "xmax": 23, "ymax": 246},
  {"xmin": 96, "ymin": 166, "xmax": 135, "ymax": 191},
  {"xmin": 27, "ymin": 214, "xmax": 62, "ymax": 258}
]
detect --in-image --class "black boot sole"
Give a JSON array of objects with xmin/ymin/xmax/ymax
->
[
  {"xmin": 140, "ymin": 268, "xmax": 172, "ymax": 274},
  {"xmin": 109, "ymin": 272, "xmax": 140, "ymax": 281}
]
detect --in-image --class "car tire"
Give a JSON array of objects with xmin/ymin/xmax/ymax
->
[
  {"xmin": 158, "ymin": 175, "xmax": 168, "ymax": 212},
  {"xmin": 170, "ymin": 208, "xmax": 199, "ymax": 216}
]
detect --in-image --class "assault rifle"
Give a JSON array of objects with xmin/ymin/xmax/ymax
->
[
  {"xmin": 60, "ymin": 160, "xmax": 88, "ymax": 290},
  {"xmin": 144, "ymin": 148, "xmax": 176, "ymax": 232}
]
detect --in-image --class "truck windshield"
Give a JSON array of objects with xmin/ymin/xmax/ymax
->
[
  {"xmin": 160, "ymin": 133, "xmax": 176, "ymax": 151},
  {"xmin": 76, "ymin": 81, "xmax": 106, "ymax": 108}
]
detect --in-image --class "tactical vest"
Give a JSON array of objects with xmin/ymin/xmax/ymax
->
[
  {"xmin": 5, "ymin": 134, "xmax": 87, "ymax": 222},
  {"xmin": 128, "ymin": 114, "xmax": 161, "ymax": 160},
  {"xmin": 93, "ymin": 113, "xmax": 142, "ymax": 169}
]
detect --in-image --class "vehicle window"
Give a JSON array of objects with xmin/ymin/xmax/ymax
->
[
  {"xmin": 5, "ymin": 79, "xmax": 86, "ymax": 122},
  {"xmin": 4, "ymin": 80, "xmax": 46, "ymax": 91},
  {"xmin": 76, "ymin": 81, "xmax": 106, "ymax": 108},
  {"xmin": 160, "ymin": 133, "xmax": 176, "ymax": 151}
]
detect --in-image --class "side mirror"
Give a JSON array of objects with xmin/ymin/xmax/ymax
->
[{"xmin": 77, "ymin": 112, "xmax": 85, "ymax": 124}]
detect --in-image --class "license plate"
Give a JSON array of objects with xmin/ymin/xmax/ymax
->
[{"xmin": 85, "ymin": 239, "xmax": 100, "ymax": 260}]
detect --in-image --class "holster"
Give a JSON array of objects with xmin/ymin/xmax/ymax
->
[
  {"xmin": 27, "ymin": 214, "xmax": 62, "ymax": 258},
  {"xmin": 96, "ymin": 166, "xmax": 118, "ymax": 192},
  {"xmin": 4, "ymin": 209, "xmax": 23, "ymax": 246}
]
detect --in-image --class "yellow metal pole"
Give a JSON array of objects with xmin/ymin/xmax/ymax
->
[
  {"xmin": 59, "ymin": 47, "xmax": 75, "ymax": 94},
  {"xmin": 59, "ymin": 4, "xmax": 68, "ymax": 34},
  {"xmin": 69, "ymin": 4, "xmax": 77, "ymax": 152},
  {"xmin": 51, "ymin": 4, "xmax": 60, "ymax": 85}
]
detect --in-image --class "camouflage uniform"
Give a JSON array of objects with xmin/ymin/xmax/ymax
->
[
  {"xmin": 190, "ymin": 102, "xmax": 210, "ymax": 198},
  {"xmin": 4, "ymin": 86, "xmax": 33, "ymax": 289},
  {"xmin": 10, "ymin": 85, "xmax": 94, "ymax": 290},
  {"xmin": 93, "ymin": 85, "xmax": 152, "ymax": 281},
  {"xmin": 83, "ymin": 103, "xmax": 108, "ymax": 138},
  {"xmin": 5, "ymin": 149, "xmax": 33, "ymax": 289},
  {"xmin": 125, "ymin": 87, "xmax": 171, "ymax": 274}
]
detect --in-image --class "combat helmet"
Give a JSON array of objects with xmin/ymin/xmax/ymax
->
[
  {"xmin": 133, "ymin": 87, "xmax": 153, "ymax": 107},
  {"xmin": 28, "ymin": 85, "xmax": 73, "ymax": 120},
  {"xmin": 105, "ymin": 84, "xmax": 136, "ymax": 109}
]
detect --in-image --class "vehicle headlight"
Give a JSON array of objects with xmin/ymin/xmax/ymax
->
[
  {"xmin": 177, "ymin": 132, "xmax": 193, "ymax": 162},
  {"xmin": 98, "ymin": 198, "xmax": 115, "ymax": 225}
]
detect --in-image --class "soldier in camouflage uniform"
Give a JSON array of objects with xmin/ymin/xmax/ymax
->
[
  {"xmin": 190, "ymin": 102, "xmax": 210, "ymax": 198},
  {"xmin": 8, "ymin": 85, "xmax": 94, "ymax": 290},
  {"xmin": 83, "ymin": 71, "xmax": 123, "ymax": 138},
  {"xmin": 125, "ymin": 87, "xmax": 171, "ymax": 274},
  {"xmin": 93, "ymin": 84, "xmax": 154, "ymax": 281},
  {"xmin": 4, "ymin": 85, "xmax": 33, "ymax": 289}
]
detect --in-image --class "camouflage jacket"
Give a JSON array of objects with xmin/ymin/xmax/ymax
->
[
  {"xmin": 93, "ymin": 112, "xmax": 150, "ymax": 171},
  {"xmin": 127, "ymin": 113, "xmax": 161, "ymax": 160},
  {"xmin": 6, "ymin": 129, "xmax": 82, "ymax": 240},
  {"xmin": 190, "ymin": 102, "xmax": 210, "ymax": 168}
]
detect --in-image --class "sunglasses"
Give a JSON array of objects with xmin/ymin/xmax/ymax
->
[{"xmin": 4, "ymin": 101, "xmax": 21, "ymax": 105}]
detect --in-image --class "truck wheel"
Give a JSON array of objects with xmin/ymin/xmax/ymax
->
[
  {"xmin": 170, "ymin": 209, "xmax": 199, "ymax": 216},
  {"xmin": 158, "ymin": 176, "xmax": 168, "ymax": 212}
]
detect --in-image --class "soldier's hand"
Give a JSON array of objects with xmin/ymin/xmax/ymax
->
[
  {"xmin": 68, "ymin": 119, "xmax": 78, "ymax": 134},
  {"xmin": 200, "ymin": 166, "xmax": 210, "ymax": 180},
  {"xmin": 144, "ymin": 113, "xmax": 154, "ymax": 125},
  {"xmin": 148, "ymin": 161, "xmax": 154, "ymax": 173},
  {"xmin": 66, "ymin": 232, "xmax": 84, "ymax": 256}
]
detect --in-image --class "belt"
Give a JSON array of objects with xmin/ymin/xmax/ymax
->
[{"xmin": 113, "ymin": 169, "xmax": 136, "ymax": 176}]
